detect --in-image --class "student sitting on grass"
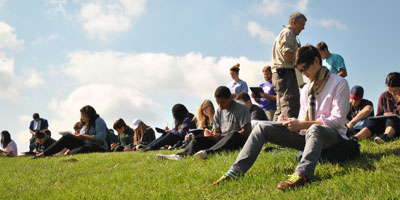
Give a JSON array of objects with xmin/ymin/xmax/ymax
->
[
  {"xmin": 112, "ymin": 118, "xmax": 135, "ymax": 152},
  {"xmin": 0, "ymin": 130, "xmax": 18, "ymax": 157},
  {"xmin": 131, "ymin": 118, "xmax": 155, "ymax": 149},
  {"xmin": 36, "ymin": 105, "xmax": 108, "ymax": 157},
  {"xmin": 352, "ymin": 72, "xmax": 400, "ymax": 144},
  {"xmin": 236, "ymin": 92, "xmax": 268, "ymax": 121},
  {"xmin": 142, "ymin": 104, "xmax": 196, "ymax": 151},
  {"xmin": 212, "ymin": 45, "xmax": 350, "ymax": 190},
  {"xmin": 33, "ymin": 130, "xmax": 56, "ymax": 155},
  {"xmin": 156, "ymin": 99, "xmax": 216, "ymax": 160}
]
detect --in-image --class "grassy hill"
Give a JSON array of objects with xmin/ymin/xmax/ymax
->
[{"xmin": 1, "ymin": 140, "xmax": 400, "ymax": 199}]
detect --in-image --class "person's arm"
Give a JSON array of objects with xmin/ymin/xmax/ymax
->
[
  {"xmin": 260, "ymin": 91, "xmax": 276, "ymax": 101},
  {"xmin": 169, "ymin": 116, "xmax": 195, "ymax": 138},
  {"xmin": 337, "ymin": 69, "xmax": 347, "ymax": 77},
  {"xmin": 283, "ymin": 51, "xmax": 295, "ymax": 62},
  {"xmin": 42, "ymin": 119, "xmax": 49, "ymax": 130},
  {"xmin": 238, "ymin": 124, "xmax": 251, "ymax": 137},
  {"xmin": 283, "ymin": 118, "xmax": 324, "ymax": 132},
  {"xmin": 347, "ymin": 105, "xmax": 373, "ymax": 128}
]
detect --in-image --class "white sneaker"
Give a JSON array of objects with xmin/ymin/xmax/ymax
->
[
  {"xmin": 155, "ymin": 154, "xmax": 182, "ymax": 160},
  {"xmin": 193, "ymin": 150, "xmax": 208, "ymax": 160}
]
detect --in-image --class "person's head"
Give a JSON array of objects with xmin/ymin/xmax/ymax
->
[
  {"xmin": 172, "ymin": 104, "xmax": 189, "ymax": 123},
  {"xmin": 236, "ymin": 92, "xmax": 252, "ymax": 110},
  {"xmin": 385, "ymin": 72, "xmax": 400, "ymax": 97},
  {"xmin": 73, "ymin": 122, "xmax": 83, "ymax": 133},
  {"xmin": 113, "ymin": 118, "xmax": 128, "ymax": 134},
  {"xmin": 197, "ymin": 100, "xmax": 215, "ymax": 128},
  {"xmin": 350, "ymin": 85, "xmax": 364, "ymax": 108},
  {"xmin": 316, "ymin": 41, "xmax": 330, "ymax": 59},
  {"xmin": 35, "ymin": 131, "xmax": 47, "ymax": 145},
  {"xmin": 295, "ymin": 45, "xmax": 322, "ymax": 80},
  {"xmin": 1, "ymin": 130, "xmax": 11, "ymax": 148},
  {"xmin": 32, "ymin": 113, "xmax": 40, "ymax": 121},
  {"xmin": 262, "ymin": 65, "xmax": 272, "ymax": 82},
  {"xmin": 288, "ymin": 12, "xmax": 307, "ymax": 35},
  {"xmin": 214, "ymin": 86, "xmax": 232, "ymax": 110},
  {"xmin": 43, "ymin": 130, "xmax": 51, "ymax": 137},
  {"xmin": 132, "ymin": 118, "xmax": 147, "ymax": 145},
  {"xmin": 230, "ymin": 63, "xmax": 240, "ymax": 81},
  {"xmin": 80, "ymin": 105, "xmax": 99, "ymax": 132}
]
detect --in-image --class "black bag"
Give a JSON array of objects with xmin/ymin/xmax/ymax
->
[{"xmin": 296, "ymin": 139, "xmax": 360, "ymax": 163}]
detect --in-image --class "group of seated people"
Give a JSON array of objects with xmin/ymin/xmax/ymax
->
[{"xmin": 1, "ymin": 45, "xmax": 399, "ymax": 191}]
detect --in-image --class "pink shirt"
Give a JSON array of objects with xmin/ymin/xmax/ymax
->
[
  {"xmin": 4, "ymin": 140, "xmax": 18, "ymax": 157},
  {"xmin": 298, "ymin": 73, "xmax": 350, "ymax": 139}
]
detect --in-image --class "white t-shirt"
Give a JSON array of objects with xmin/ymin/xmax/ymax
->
[{"xmin": 4, "ymin": 140, "xmax": 18, "ymax": 157}]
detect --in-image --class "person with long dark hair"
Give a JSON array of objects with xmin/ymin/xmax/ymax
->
[
  {"xmin": 141, "ymin": 104, "xmax": 196, "ymax": 151},
  {"xmin": 0, "ymin": 130, "xmax": 18, "ymax": 157},
  {"xmin": 36, "ymin": 105, "xmax": 108, "ymax": 157},
  {"xmin": 112, "ymin": 118, "xmax": 135, "ymax": 152}
]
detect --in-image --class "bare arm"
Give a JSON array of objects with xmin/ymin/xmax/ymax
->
[
  {"xmin": 260, "ymin": 92, "xmax": 277, "ymax": 101},
  {"xmin": 337, "ymin": 69, "xmax": 347, "ymax": 77},
  {"xmin": 347, "ymin": 105, "xmax": 373, "ymax": 128},
  {"xmin": 238, "ymin": 124, "xmax": 251, "ymax": 137}
]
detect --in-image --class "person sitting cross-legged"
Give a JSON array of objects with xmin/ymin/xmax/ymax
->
[
  {"xmin": 346, "ymin": 85, "xmax": 374, "ymax": 134},
  {"xmin": 212, "ymin": 45, "xmax": 350, "ymax": 190}
]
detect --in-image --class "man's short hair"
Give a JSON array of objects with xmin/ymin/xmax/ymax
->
[
  {"xmin": 386, "ymin": 72, "xmax": 400, "ymax": 87},
  {"xmin": 35, "ymin": 131, "xmax": 46, "ymax": 139},
  {"xmin": 214, "ymin": 86, "xmax": 231, "ymax": 99},
  {"xmin": 32, "ymin": 113, "xmax": 40, "ymax": 119},
  {"xmin": 236, "ymin": 92, "xmax": 251, "ymax": 102},
  {"xmin": 295, "ymin": 45, "xmax": 322, "ymax": 66},
  {"xmin": 316, "ymin": 41, "xmax": 328, "ymax": 51},
  {"xmin": 262, "ymin": 65, "xmax": 272, "ymax": 73},
  {"xmin": 288, "ymin": 12, "xmax": 307, "ymax": 24},
  {"xmin": 44, "ymin": 130, "xmax": 51, "ymax": 137}
]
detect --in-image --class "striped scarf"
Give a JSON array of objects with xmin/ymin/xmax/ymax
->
[{"xmin": 304, "ymin": 66, "xmax": 331, "ymax": 121}]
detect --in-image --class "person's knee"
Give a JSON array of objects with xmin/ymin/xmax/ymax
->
[{"xmin": 305, "ymin": 124, "xmax": 323, "ymax": 139}]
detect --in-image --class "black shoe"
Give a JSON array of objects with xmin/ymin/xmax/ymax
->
[
  {"xmin": 374, "ymin": 134, "xmax": 390, "ymax": 144},
  {"xmin": 349, "ymin": 135, "xmax": 359, "ymax": 142}
]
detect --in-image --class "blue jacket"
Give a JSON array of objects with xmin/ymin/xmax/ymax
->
[
  {"xmin": 29, "ymin": 118, "xmax": 49, "ymax": 132},
  {"xmin": 169, "ymin": 113, "xmax": 197, "ymax": 138}
]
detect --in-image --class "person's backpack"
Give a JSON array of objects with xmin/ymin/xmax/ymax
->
[{"xmin": 296, "ymin": 139, "xmax": 360, "ymax": 163}]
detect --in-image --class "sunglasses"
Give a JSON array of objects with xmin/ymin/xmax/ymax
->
[{"xmin": 298, "ymin": 62, "xmax": 311, "ymax": 73}]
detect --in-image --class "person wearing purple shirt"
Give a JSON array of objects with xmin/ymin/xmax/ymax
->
[
  {"xmin": 1, "ymin": 131, "xmax": 18, "ymax": 157},
  {"xmin": 252, "ymin": 65, "xmax": 277, "ymax": 121},
  {"xmin": 352, "ymin": 72, "xmax": 400, "ymax": 144},
  {"xmin": 212, "ymin": 45, "xmax": 350, "ymax": 190}
]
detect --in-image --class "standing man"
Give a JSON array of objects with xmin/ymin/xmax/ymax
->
[
  {"xmin": 28, "ymin": 113, "xmax": 49, "ymax": 152},
  {"xmin": 252, "ymin": 65, "xmax": 277, "ymax": 121},
  {"xmin": 271, "ymin": 12, "xmax": 307, "ymax": 121},
  {"xmin": 346, "ymin": 85, "xmax": 374, "ymax": 133},
  {"xmin": 316, "ymin": 41, "xmax": 348, "ymax": 78}
]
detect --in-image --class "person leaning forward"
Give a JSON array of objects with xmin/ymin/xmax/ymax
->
[{"xmin": 271, "ymin": 12, "xmax": 306, "ymax": 121}]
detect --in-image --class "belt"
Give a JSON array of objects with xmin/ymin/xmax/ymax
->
[{"xmin": 271, "ymin": 67, "xmax": 295, "ymax": 73}]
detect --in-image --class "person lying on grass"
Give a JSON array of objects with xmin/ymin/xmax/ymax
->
[
  {"xmin": 212, "ymin": 45, "xmax": 350, "ymax": 190},
  {"xmin": 156, "ymin": 86, "xmax": 251, "ymax": 160},
  {"xmin": 351, "ymin": 72, "xmax": 400, "ymax": 144},
  {"xmin": 36, "ymin": 105, "xmax": 108, "ymax": 157}
]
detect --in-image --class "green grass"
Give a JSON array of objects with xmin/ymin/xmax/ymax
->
[{"xmin": 1, "ymin": 140, "xmax": 400, "ymax": 199}]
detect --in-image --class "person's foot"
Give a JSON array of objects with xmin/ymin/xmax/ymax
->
[
  {"xmin": 212, "ymin": 175, "xmax": 231, "ymax": 186},
  {"xmin": 349, "ymin": 135, "xmax": 359, "ymax": 142},
  {"xmin": 374, "ymin": 134, "xmax": 391, "ymax": 144},
  {"xmin": 277, "ymin": 173, "xmax": 307, "ymax": 190},
  {"xmin": 155, "ymin": 154, "xmax": 182, "ymax": 160},
  {"xmin": 193, "ymin": 150, "xmax": 208, "ymax": 160}
]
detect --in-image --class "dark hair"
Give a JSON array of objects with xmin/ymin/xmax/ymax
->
[
  {"xmin": 385, "ymin": 72, "xmax": 400, "ymax": 87},
  {"xmin": 73, "ymin": 122, "xmax": 83, "ymax": 131},
  {"xmin": 44, "ymin": 130, "xmax": 51, "ymax": 137},
  {"xmin": 316, "ymin": 41, "xmax": 328, "ymax": 51},
  {"xmin": 214, "ymin": 86, "xmax": 231, "ymax": 99},
  {"xmin": 80, "ymin": 105, "xmax": 99, "ymax": 132},
  {"xmin": 230, "ymin": 63, "xmax": 240, "ymax": 73},
  {"xmin": 113, "ymin": 118, "xmax": 128, "ymax": 130},
  {"xmin": 35, "ymin": 131, "xmax": 46, "ymax": 139},
  {"xmin": 1, "ymin": 130, "xmax": 11, "ymax": 148},
  {"xmin": 172, "ymin": 104, "xmax": 189, "ymax": 122},
  {"xmin": 236, "ymin": 92, "xmax": 251, "ymax": 102},
  {"xmin": 33, "ymin": 113, "xmax": 40, "ymax": 119},
  {"xmin": 295, "ymin": 45, "xmax": 322, "ymax": 66}
]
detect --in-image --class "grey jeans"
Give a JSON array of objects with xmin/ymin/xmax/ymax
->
[{"xmin": 229, "ymin": 123, "xmax": 343, "ymax": 179}]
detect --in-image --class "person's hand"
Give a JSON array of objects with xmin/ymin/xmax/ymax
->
[
  {"xmin": 165, "ymin": 126, "xmax": 170, "ymax": 131},
  {"xmin": 259, "ymin": 91, "xmax": 265, "ymax": 98},
  {"xmin": 283, "ymin": 118, "xmax": 302, "ymax": 131},
  {"xmin": 75, "ymin": 134, "xmax": 85, "ymax": 140},
  {"xmin": 278, "ymin": 114, "xmax": 288, "ymax": 122},
  {"xmin": 204, "ymin": 129, "xmax": 213, "ymax": 137},
  {"xmin": 110, "ymin": 143, "xmax": 115, "ymax": 149},
  {"xmin": 63, "ymin": 149, "xmax": 70, "ymax": 155},
  {"xmin": 250, "ymin": 92, "xmax": 256, "ymax": 98},
  {"xmin": 384, "ymin": 112, "xmax": 393, "ymax": 116},
  {"xmin": 184, "ymin": 135, "xmax": 191, "ymax": 140},
  {"xmin": 346, "ymin": 122, "xmax": 354, "ymax": 129}
]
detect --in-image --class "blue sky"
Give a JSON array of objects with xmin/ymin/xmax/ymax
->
[{"xmin": 0, "ymin": 0, "xmax": 398, "ymax": 153}]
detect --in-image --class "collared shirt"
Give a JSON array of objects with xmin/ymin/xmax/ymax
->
[
  {"xmin": 323, "ymin": 53, "xmax": 346, "ymax": 74},
  {"xmin": 271, "ymin": 27, "xmax": 298, "ymax": 69},
  {"xmin": 376, "ymin": 91, "xmax": 400, "ymax": 115},
  {"xmin": 298, "ymin": 74, "xmax": 350, "ymax": 138}
]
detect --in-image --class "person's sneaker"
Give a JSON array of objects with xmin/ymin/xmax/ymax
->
[
  {"xmin": 155, "ymin": 154, "xmax": 182, "ymax": 160},
  {"xmin": 277, "ymin": 173, "xmax": 307, "ymax": 190},
  {"xmin": 212, "ymin": 175, "xmax": 231, "ymax": 186},
  {"xmin": 193, "ymin": 150, "xmax": 208, "ymax": 160},
  {"xmin": 374, "ymin": 134, "xmax": 390, "ymax": 144}
]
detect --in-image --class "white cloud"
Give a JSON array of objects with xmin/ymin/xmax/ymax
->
[
  {"xmin": 295, "ymin": 0, "xmax": 308, "ymax": 12},
  {"xmin": 32, "ymin": 33, "xmax": 58, "ymax": 45},
  {"xmin": 46, "ymin": 0, "xmax": 67, "ymax": 16},
  {"xmin": 79, "ymin": 0, "xmax": 147, "ymax": 39},
  {"xmin": 22, "ymin": 69, "xmax": 46, "ymax": 88},
  {"xmin": 319, "ymin": 18, "xmax": 348, "ymax": 31},
  {"xmin": 251, "ymin": 0, "xmax": 308, "ymax": 17},
  {"xmin": 0, "ymin": 21, "xmax": 24, "ymax": 50},
  {"xmin": 247, "ymin": 21, "xmax": 276, "ymax": 44},
  {"xmin": 0, "ymin": 53, "xmax": 20, "ymax": 100},
  {"xmin": 18, "ymin": 115, "xmax": 32, "ymax": 124}
]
